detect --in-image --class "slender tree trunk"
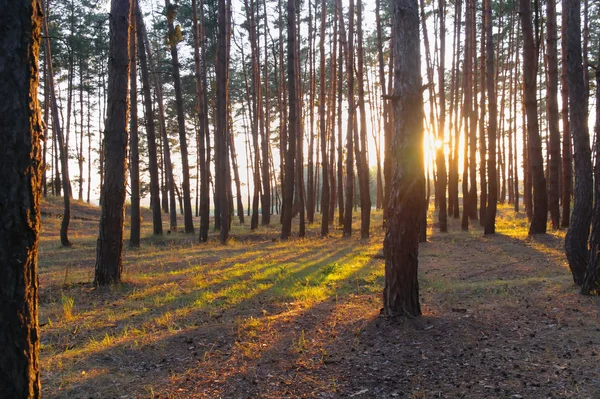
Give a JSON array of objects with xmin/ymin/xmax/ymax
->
[
  {"xmin": 192, "ymin": 0, "xmax": 210, "ymax": 241},
  {"xmin": 136, "ymin": 3, "xmax": 162, "ymax": 236},
  {"xmin": 216, "ymin": 0, "xmax": 231, "ymax": 243},
  {"xmin": 95, "ymin": 0, "xmax": 131, "ymax": 286},
  {"xmin": 230, "ymin": 128, "xmax": 245, "ymax": 223},
  {"xmin": 484, "ymin": 0, "xmax": 497, "ymax": 234},
  {"xmin": 356, "ymin": 0, "xmax": 371, "ymax": 238},
  {"xmin": 281, "ymin": 0, "xmax": 298, "ymax": 240},
  {"xmin": 319, "ymin": 0, "xmax": 329, "ymax": 236},
  {"xmin": 143, "ymin": 24, "xmax": 177, "ymax": 232},
  {"xmin": 478, "ymin": 5, "xmax": 487, "ymax": 226},
  {"xmin": 339, "ymin": 0, "xmax": 354, "ymax": 237},
  {"xmin": 560, "ymin": 3, "xmax": 572, "ymax": 227},
  {"xmin": 545, "ymin": 0, "xmax": 561, "ymax": 229},
  {"xmin": 0, "ymin": 1, "xmax": 43, "ymax": 395},
  {"xmin": 42, "ymin": 0, "xmax": 71, "ymax": 246},
  {"xmin": 436, "ymin": 0, "xmax": 448, "ymax": 232},
  {"xmin": 262, "ymin": 0, "xmax": 271, "ymax": 225},
  {"xmin": 306, "ymin": 0, "xmax": 316, "ymax": 224},
  {"xmin": 520, "ymin": 0, "xmax": 547, "ymax": 235},
  {"xmin": 564, "ymin": 0, "xmax": 592, "ymax": 285},
  {"xmin": 129, "ymin": 7, "xmax": 140, "ymax": 247},
  {"xmin": 165, "ymin": 0, "xmax": 194, "ymax": 233},
  {"xmin": 337, "ymin": 11, "xmax": 344, "ymax": 226},
  {"xmin": 384, "ymin": 0, "xmax": 423, "ymax": 318}
]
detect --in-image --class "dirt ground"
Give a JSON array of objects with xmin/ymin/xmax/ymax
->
[{"xmin": 38, "ymin": 199, "xmax": 600, "ymax": 398}]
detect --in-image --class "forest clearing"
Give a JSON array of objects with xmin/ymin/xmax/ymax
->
[{"xmin": 39, "ymin": 198, "xmax": 599, "ymax": 398}]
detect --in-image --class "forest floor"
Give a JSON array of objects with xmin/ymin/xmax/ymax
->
[{"xmin": 39, "ymin": 197, "xmax": 600, "ymax": 399}]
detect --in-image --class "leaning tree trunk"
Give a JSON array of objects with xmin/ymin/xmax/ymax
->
[
  {"xmin": 519, "ymin": 0, "xmax": 547, "ymax": 235},
  {"xmin": 0, "ymin": 0, "xmax": 43, "ymax": 395},
  {"xmin": 564, "ymin": 0, "xmax": 592, "ymax": 285},
  {"xmin": 95, "ymin": 0, "xmax": 131, "ymax": 286},
  {"xmin": 383, "ymin": 0, "xmax": 424, "ymax": 318}
]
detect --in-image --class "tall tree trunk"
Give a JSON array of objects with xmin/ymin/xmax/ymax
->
[
  {"xmin": 244, "ymin": 0, "xmax": 262, "ymax": 231},
  {"xmin": 319, "ymin": 0, "xmax": 329, "ymax": 236},
  {"xmin": 436, "ymin": 0, "xmax": 448, "ymax": 232},
  {"xmin": 484, "ymin": 0, "xmax": 497, "ymax": 234},
  {"xmin": 546, "ymin": 0, "xmax": 561, "ymax": 229},
  {"xmin": 306, "ymin": 0, "xmax": 316, "ymax": 224},
  {"xmin": 519, "ymin": 0, "xmax": 547, "ymax": 235},
  {"xmin": 42, "ymin": 0, "xmax": 71, "ymax": 246},
  {"xmin": 356, "ymin": 0, "xmax": 371, "ymax": 238},
  {"xmin": 215, "ymin": 0, "xmax": 231, "ymax": 243},
  {"xmin": 0, "ymin": 1, "xmax": 43, "ymax": 395},
  {"xmin": 192, "ymin": 0, "xmax": 210, "ymax": 241},
  {"xmin": 560, "ymin": 3, "xmax": 572, "ymax": 227},
  {"xmin": 581, "ymin": 62, "xmax": 600, "ymax": 294},
  {"xmin": 564, "ymin": 0, "xmax": 592, "ymax": 285},
  {"xmin": 95, "ymin": 0, "xmax": 131, "ymax": 285},
  {"xmin": 262, "ymin": 0, "xmax": 271, "ymax": 225},
  {"xmin": 461, "ymin": 0, "xmax": 474, "ymax": 231},
  {"xmin": 143, "ymin": 24, "xmax": 177, "ymax": 232},
  {"xmin": 281, "ymin": 0, "xmax": 298, "ymax": 240},
  {"xmin": 129, "ymin": 6, "xmax": 140, "ymax": 247},
  {"xmin": 136, "ymin": 3, "xmax": 163, "ymax": 236},
  {"xmin": 339, "ymin": 0, "xmax": 355, "ymax": 237},
  {"xmin": 384, "ymin": 0, "xmax": 423, "ymax": 318},
  {"xmin": 165, "ymin": 0, "xmax": 194, "ymax": 233},
  {"xmin": 478, "ymin": 4, "xmax": 487, "ymax": 226},
  {"xmin": 336, "ymin": 11, "xmax": 344, "ymax": 226}
]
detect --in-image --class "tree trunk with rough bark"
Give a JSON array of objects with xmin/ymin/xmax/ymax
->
[
  {"xmin": 0, "ymin": 1, "xmax": 43, "ymax": 395},
  {"xmin": 281, "ymin": 0, "xmax": 298, "ymax": 240},
  {"xmin": 384, "ymin": 0, "xmax": 423, "ymax": 318},
  {"xmin": 564, "ymin": 0, "xmax": 592, "ymax": 285},
  {"xmin": 95, "ymin": 0, "xmax": 131, "ymax": 286},
  {"xmin": 519, "ymin": 0, "xmax": 547, "ymax": 235},
  {"xmin": 129, "ymin": 4, "xmax": 140, "ymax": 247},
  {"xmin": 165, "ymin": 0, "xmax": 194, "ymax": 234},
  {"xmin": 136, "ymin": 3, "xmax": 163, "ymax": 236}
]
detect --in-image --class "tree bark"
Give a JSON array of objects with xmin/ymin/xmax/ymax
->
[
  {"xmin": 42, "ymin": 0, "xmax": 71, "ymax": 246},
  {"xmin": 384, "ymin": 0, "xmax": 423, "ymax": 318},
  {"xmin": 129, "ymin": 4, "xmax": 140, "ymax": 247},
  {"xmin": 95, "ymin": 0, "xmax": 131, "ymax": 285},
  {"xmin": 192, "ymin": 0, "xmax": 210, "ymax": 240},
  {"xmin": 136, "ymin": 3, "xmax": 163, "ymax": 236},
  {"xmin": 165, "ymin": 0, "xmax": 194, "ymax": 233},
  {"xmin": 560, "ymin": 2, "xmax": 572, "ymax": 228},
  {"xmin": 581, "ymin": 62, "xmax": 600, "ymax": 294},
  {"xmin": 215, "ymin": 0, "xmax": 231, "ymax": 243},
  {"xmin": 319, "ymin": 0, "xmax": 329, "ymax": 236},
  {"xmin": 564, "ymin": 0, "xmax": 592, "ymax": 285},
  {"xmin": 281, "ymin": 0, "xmax": 298, "ymax": 240},
  {"xmin": 484, "ymin": 0, "xmax": 497, "ymax": 234},
  {"xmin": 545, "ymin": 0, "xmax": 561, "ymax": 229},
  {"xmin": 0, "ymin": 1, "xmax": 43, "ymax": 395},
  {"xmin": 356, "ymin": 0, "xmax": 371, "ymax": 238},
  {"xmin": 436, "ymin": 0, "xmax": 448, "ymax": 232},
  {"xmin": 519, "ymin": 0, "xmax": 547, "ymax": 235}
]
